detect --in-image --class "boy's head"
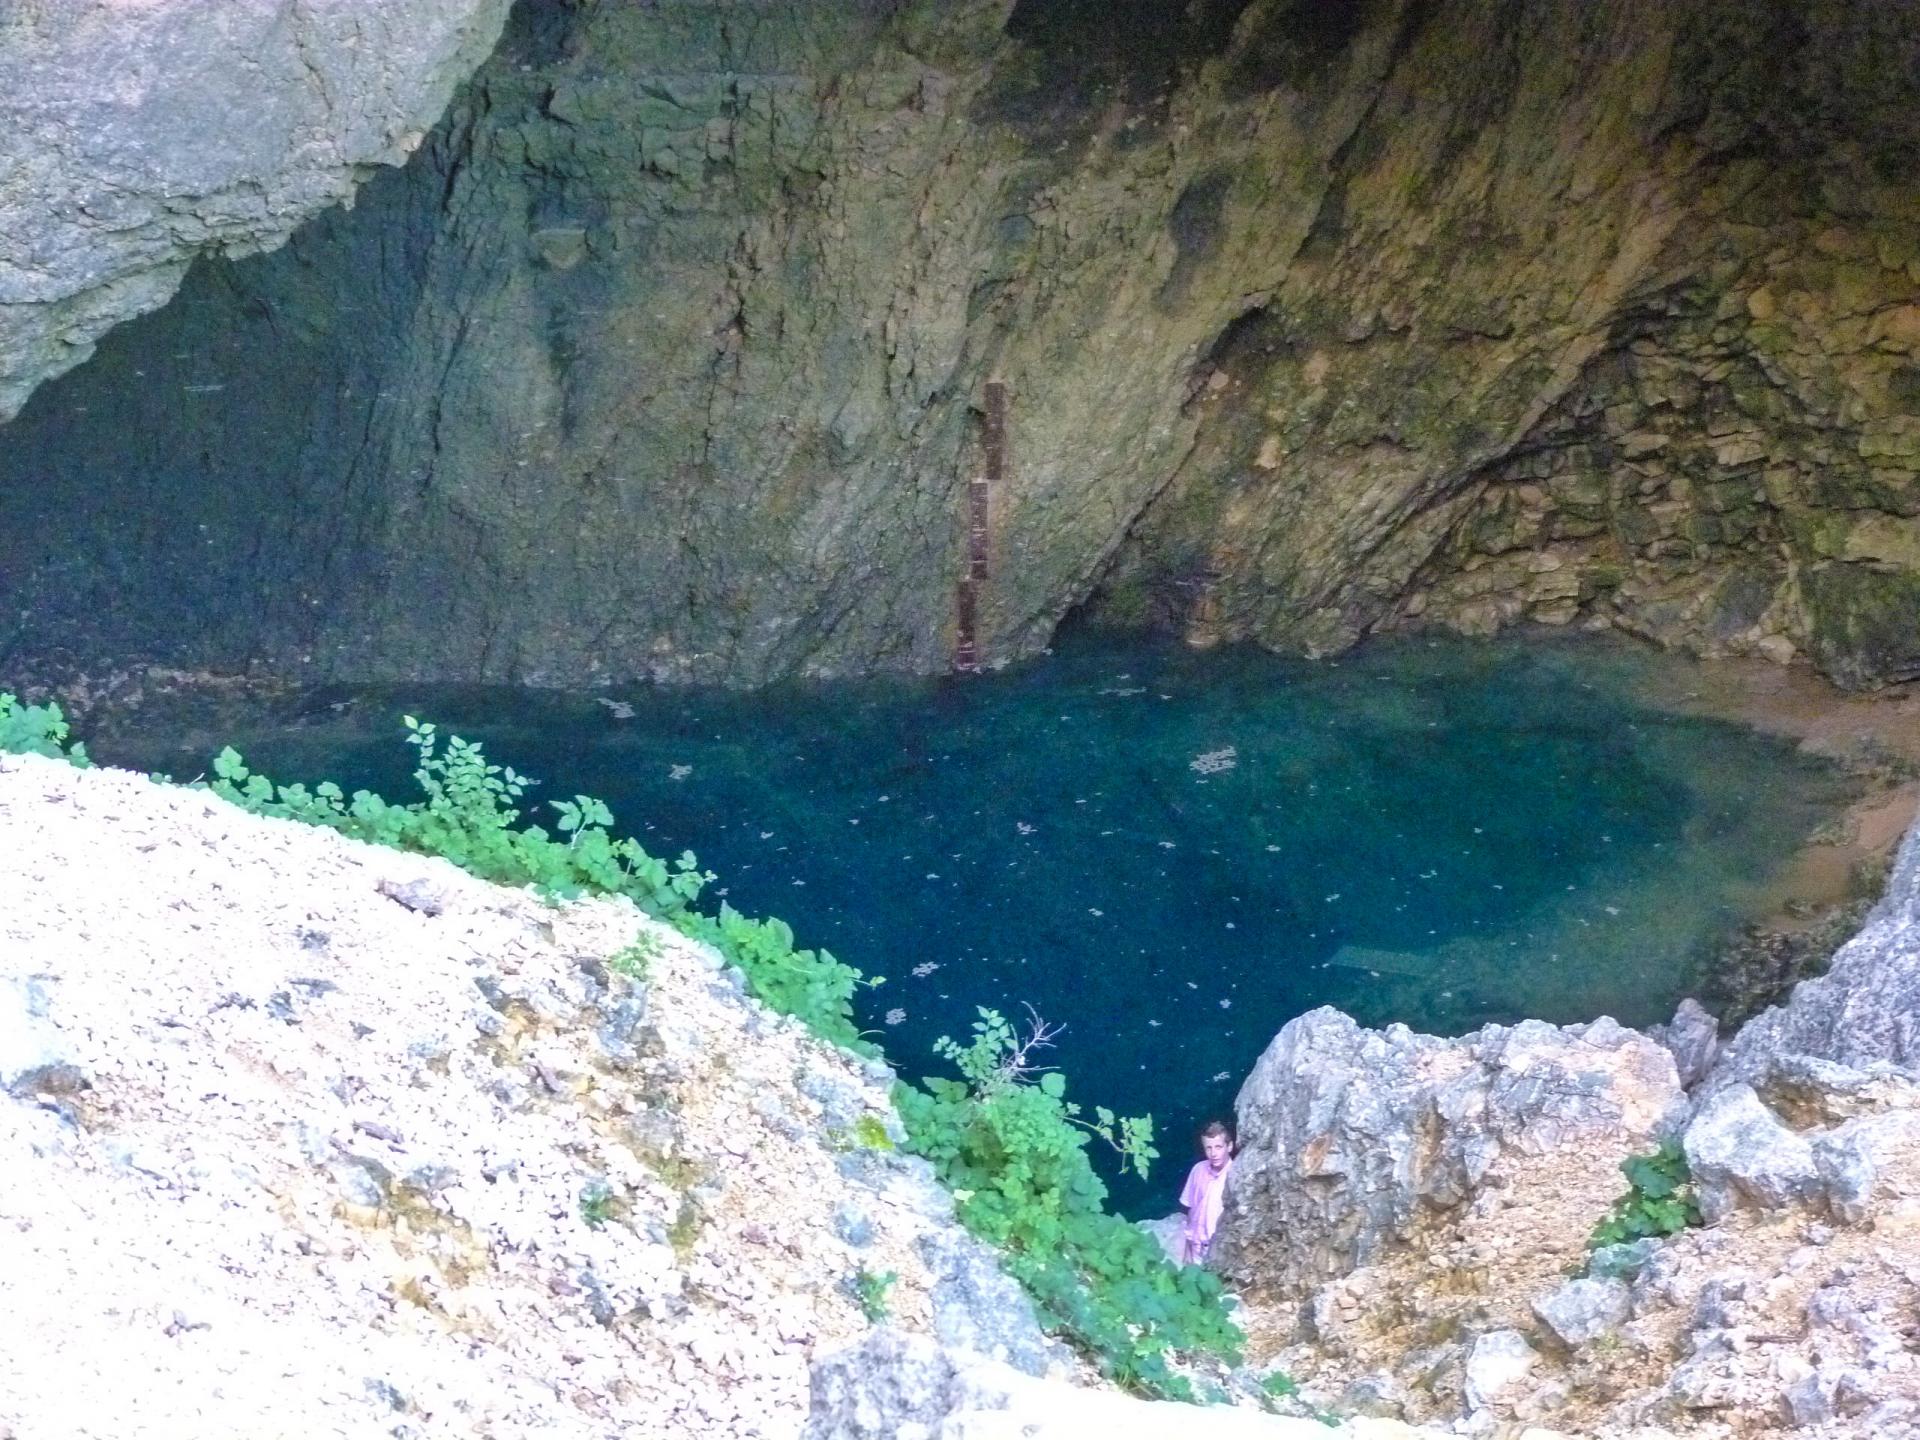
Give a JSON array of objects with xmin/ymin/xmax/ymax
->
[{"xmin": 1200, "ymin": 1119, "xmax": 1233, "ymax": 1168}]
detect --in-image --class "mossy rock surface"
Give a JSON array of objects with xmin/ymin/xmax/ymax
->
[{"xmin": 1801, "ymin": 562, "xmax": 1920, "ymax": 690}]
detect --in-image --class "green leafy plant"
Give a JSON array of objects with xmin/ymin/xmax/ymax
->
[
  {"xmin": 579, "ymin": 1182, "xmax": 616, "ymax": 1229},
  {"xmin": 852, "ymin": 1266, "xmax": 897, "ymax": 1323},
  {"xmin": 1261, "ymin": 1372, "xmax": 1301, "ymax": 1400},
  {"xmin": 608, "ymin": 933, "xmax": 660, "ymax": 981},
  {"xmin": 1590, "ymin": 1139, "xmax": 1700, "ymax": 1248},
  {"xmin": 0, "ymin": 694, "xmax": 90, "ymax": 766},
  {"xmin": 671, "ymin": 904, "xmax": 883, "ymax": 1052},
  {"xmin": 851, "ymin": 1113, "xmax": 895, "ymax": 1151},
  {"xmin": 897, "ymin": 1006, "xmax": 1243, "ymax": 1400},
  {"xmin": 206, "ymin": 718, "xmax": 880, "ymax": 1047}
]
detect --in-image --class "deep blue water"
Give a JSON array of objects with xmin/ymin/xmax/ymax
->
[{"xmin": 92, "ymin": 631, "xmax": 1853, "ymax": 1215}]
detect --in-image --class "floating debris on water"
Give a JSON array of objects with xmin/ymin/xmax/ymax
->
[
  {"xmin": 1189, "ymin": 746, "xmax": 1238, "ymax": 775},
  {"xmin": 911, "ymin": 961, "xmax": 940, "ymax": 978},
  {"xmin": 595, "ymin": 697, "xmax": 635, "ymax": 720},
  {"xmin": 884, "ymin": 1008, "xmax": 906, "ymax": 1026},
  {"xmin": 668, "ymin": 763, "xmax": 692, "ymax": 780}
]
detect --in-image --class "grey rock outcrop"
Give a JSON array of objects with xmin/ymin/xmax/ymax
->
[
  {"xmin": 1813, "ymin": 1107, "xmax": 1920, "ymax": 1225},
  {"xmin": 915, "ymin": 1228, "xmax": 1055, "ymax": 1378},
  {"xmin": 1650, "ymin": 998, "xmax": 1719, "ymax": 1091},
  {"xmin": 1139, "ymin": 1212, "xmax": 1187, "ymax": 1267},
  {"xmin": 1213, "ymin": 1008, "xmax": 1683, "ymax": 1295},
  {"xmin": 1462, "ymin": 1330, "xmax": 1537, "ymax": 1413},
  {"xmin": 0, "ymin": 0, "xmax": 1915, "ymax": 692},
  {"xmin": 801, "ymin": 1327, "xmax": 1436, "ymax": 1440},
  {"xmin": 1530, "ymin": 1277, "xmax": 1631, "ymax": 1349},
  {"xmin": 1707, "ymin": 817, "xmax": 1920, "ymax": 1088},
  {"xmin": 1682, "ymin": 1084, "xmax": 1821, "ymax": 1221},
  {"xmin": 0, "ymin": 0, "xmax": 511, "ymax": 421}
]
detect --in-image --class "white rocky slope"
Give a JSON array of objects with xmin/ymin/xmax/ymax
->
[
  {"xmin": 0, "ymin": 751, "xmax": 1015, "ymax": 1438},
  {"xmin": 0, "ymin": 752, "xmax": 1490, "ymax": 1440}
]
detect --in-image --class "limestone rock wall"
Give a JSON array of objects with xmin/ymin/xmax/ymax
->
[
  {"xmin": 1094, "ymin": 0, "xmax": 1920, "ymax": 688},
  {"xmin": 0, "ymin": 0, "xmax": 512, "ymax": 421},
  {"xmin": 0, "ymin": 0, "xmax": 1913, "ymax": 690},
  {"xmin": 1212, "ymin": 1007, "xmax": 1685, "ymax": 1297}
]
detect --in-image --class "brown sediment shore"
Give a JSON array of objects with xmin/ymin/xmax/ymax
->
[{"xmin": 1638, "ymin": 655, "xmax": 1920, "ymax": 925}]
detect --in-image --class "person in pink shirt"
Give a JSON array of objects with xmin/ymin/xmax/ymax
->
[{"xmin": 1178, "ymin": 1120, "xmax": 1235, "ymax": 1265}]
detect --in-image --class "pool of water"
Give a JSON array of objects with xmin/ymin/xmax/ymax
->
[{"xmin": 90, "ymin": 631, "xmax": 1856, "ymax": 1215}]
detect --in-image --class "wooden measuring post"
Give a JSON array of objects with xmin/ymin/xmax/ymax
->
[{"xmin": 955, "ymin": 379, "xmax": 1006, "ymax": 672}]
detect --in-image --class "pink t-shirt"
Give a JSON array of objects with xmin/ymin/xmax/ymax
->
[{"xmin": 1180, "ymin": 1158, "xmax": 1232, "ymax": 1249}]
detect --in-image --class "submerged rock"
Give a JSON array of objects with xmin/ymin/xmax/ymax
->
[{"xmin": 1214, "ymin": 1007, "xmax": 1683, "ymax": 1295}]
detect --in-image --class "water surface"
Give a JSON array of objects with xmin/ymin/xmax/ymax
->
[{"xmin": 92, "ymin": 632, "xmax": 1855, "ymax": 1214}]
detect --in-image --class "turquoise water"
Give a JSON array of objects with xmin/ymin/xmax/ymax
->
[{"xmin": 92, "ymin": 632, "xmax": 1854, "ymax": 1215}]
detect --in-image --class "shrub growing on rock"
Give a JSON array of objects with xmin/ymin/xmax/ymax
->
[
  {"xmin": 0, "ymin": 694, "xmax": 88, "ymax": 765},
  {"xmin": 1590, "ymin": 1138, "xmax": 1700, "ymax": 1248},
  {"xmin": 206, "ymin": 718, "xmax": 881, "ymax": 1049},
  {"xmin": 896, "ymin": 1007, "xmax": 1244, "ymax": 1400}
]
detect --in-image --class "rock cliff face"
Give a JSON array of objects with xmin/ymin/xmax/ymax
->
[
  {"xmin": 0, "ymin": 0, "xmax": 1914, "ymax": 689},
  {"xmin": 0, "ymin": 0, "xmax": 512, "ymax": 422},
  {"xmin": 1211, "ymin": 1008, "xmax": 1685, "ymax": 1296},
  {"xmin": 1709, "ymin": 803, "xmax": 1920, "ymax": 1084},
  {"xmin": 1213, "ymin": 821, "xmax": 1920, "ymax": 1433}
]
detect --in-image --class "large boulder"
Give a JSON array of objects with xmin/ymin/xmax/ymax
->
[
  {"xmin": 1530, "ymin": 1277, "xmax": 1632, "ymax": 1349},
  {"xmin": 1815, "ymin": 1105, "xmax": 1920, "ymax": 1225},
  {"xmin": 1462, "ymin": 1330, "xmax": 1538, "ymax": 1412},
  {"xmin": 1214, "ymin": 1008, "xmax": 1684, "ymax": 1295},
  {"xmin": 0, "ymin": 0, "xmax": 510, "ymax": 420},
  {"xmin": 1681, "ymin": 1084, "xmax": 1821, "ymax": 1221}
]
